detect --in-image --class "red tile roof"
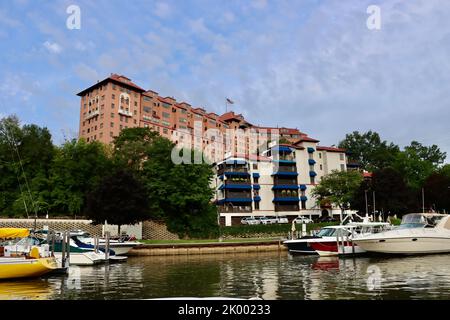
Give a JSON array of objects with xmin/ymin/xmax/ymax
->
[
  {"xmin": 294, "ymin": 135, "xmax": 320, "ymax": 143},
  {"xmin": 219, "ymin": 111, "xmax": 244, "ymax": 122},
  {"xmin": 316, "ymin": 146, "xmax": 346, "ymax": 152},
  {"xmin": 77, "ymin": 73, "xmax": 145, "ymax": 96}
]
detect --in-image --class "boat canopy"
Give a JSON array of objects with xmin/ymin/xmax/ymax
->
[{"xmin": 0, "ymin": 228, "xmax": 30, "ymax": 239}]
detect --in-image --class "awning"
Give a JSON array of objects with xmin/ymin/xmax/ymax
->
[
  {"xmin": 272, "ymin": 171, "xmax": 298, "ymax": 176},
  {"xmin": 218, "ymin": 184, "xmax": 251, "ymax": 190},
  {"xmin": 307, "ymin": 147, "xmax": 315, "ymax": 153},
  {"xmin": 300, "ymin": 196, "xmax": 308, "ymax": 201},
  {"xmin": 217, "ymin": 198, "xmax": 253, "ymax": 204},
  {"xmin": 253, "ymin": 196, "xmax": 261, "ymax": 202},
  {"xmin": 252, "ymin": 173, "xmax": 260, "ymax": 178},
  {"xmin": 253, "ymin": 184, "xmax": 261, "ymax": 190},
  {"xmin": 224, "ymin": 171, "xmax": 250, "ymax": 177},
  {"xmin": 272, "ymin": 146, "xmax": 293, "ymax": 153},
  {"xmin": 299, "ymin": 184, "xmax": 307, "ymax": 191},
  {"xmin": 273, "ymin": 197, "xmax": 300, "ymax": 202},
  {"xmin": 272, "ymin": 185, "xmax": 299, "ymax": 190},
  {"xmin": 309, "ymin": 171, "xmax": 317, "ymax": 177},
  {"xmin": 308, "ymin": 159, "xmax": 316, "ymax": 165},
  {"xmin": 0, "ymin": 228, "xmax": 30, "ymax": 239}
]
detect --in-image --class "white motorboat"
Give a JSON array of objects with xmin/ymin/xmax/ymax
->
[
  {"xmin": 71, "ymin": 230, "xmax": 141, "ymax": 256},
  {"xmin": 354, "ymin": 213, "xmax": 450, "ymax": 255},
  {"xmin": 308, "ymin": 222, "xmax": 392, "ymax": 256}
]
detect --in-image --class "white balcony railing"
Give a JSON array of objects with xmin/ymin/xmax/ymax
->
[
  {"xmin": 118, "ymin": 108, "xmax": 133, "ymax": 117},
  {"xmin": 84, "ymin": 109, "xmax": 100, "ymax": 120}
]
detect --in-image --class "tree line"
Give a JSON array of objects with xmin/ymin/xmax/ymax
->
[
  {"xmin": 0, "ymin": 115, "xmax": 217, "ymax": 238},
  {"xmin": 312, "ymin": 131, "xmax": 449, "ymax": 218}
]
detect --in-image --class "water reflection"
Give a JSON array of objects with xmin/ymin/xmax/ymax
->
[{"xmin": 1, "ymin": 252, "xmax": 450, "ymax": 300}]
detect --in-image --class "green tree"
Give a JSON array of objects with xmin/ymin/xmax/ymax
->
[
  {"xmin": 85, "ymin": 169, "xmax": 150, "ymax": 235},
  {"xmin": 311, "ymin": 170, "xmax": 363, "ymax": 221},
  {"xmin": 422, "ymin": 172, "xmax": 450, "ymax": 213},
  {"xmin": 405, "ymin": 141, "xmax": 446, "ymax": 166},
  {"xmin": 0, "ymin": 115, "xmax": 54, "ymax": 217},
  {"xmin": 338, "ymin": 130, "xmax": 399, "ymax": 171},
  {"xmin": 371, "ymin": 168, "xmax": 413, "ymax": 216},
  {"xmin": 113, "ymin": 128, "xmax": 218, "ymax": 238},
  {"xmin": 49, "ymin": 139, "xmax": 112, "ymax": 216}
]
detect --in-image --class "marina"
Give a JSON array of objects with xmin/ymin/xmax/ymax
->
[{"xmin": 1, "ymin": 252, "xmax": 450, "ymax": 300}]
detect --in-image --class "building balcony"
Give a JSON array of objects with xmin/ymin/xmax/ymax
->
[
  {"xmin": 217, "ymin": 198, "xmax": 253, "ymax": 205},
  {"xmin": 118, "ymin": 108, "xmax": 133, "ymax": 117},
  {"xmin": 217, "ymin": 166, "xmax": 249, "ymax": 176},
  {"xmin": 273, "ymin": 197, "xmax": 300, "ymax": 202},
  {"xmin": 84, "ymin": 110, "xmax": 99, "ymax": 120},
  {"xmin": 218, "ymin": 184, "xmax": 251, "ymax": 190},
  {"xmin": 271, "ymin": 171, "xmax": 298, "ymax": 177},
  {"xmin": 273, "ymin": 177, "xmax": 298, "ymax": 185},
  {"xmin": 272, "ymin": 185, "xmax": 299, "ymax": 190},
  {"xmin": 274, "ymin": 203, "xmax": 300, "ymax": 212},
  {"xmin": 218, "ymin": 205, "xmax": 252, "ymax": 213}
]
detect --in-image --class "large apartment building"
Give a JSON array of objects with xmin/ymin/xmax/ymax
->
[
  {"xmin": 78, "ymin": 74, "xmax": 304, "ymax": 162},
  {"xmin": 78, "ymin": 74, "xmax": 350, "ymax": 225}
]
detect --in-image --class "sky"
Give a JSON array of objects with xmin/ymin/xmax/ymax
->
[{"xmin": 0, "ymin": 0, "xmax": 449, "ymax": 161}]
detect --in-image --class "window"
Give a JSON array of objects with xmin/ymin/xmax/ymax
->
[
  {"xmin": 319, "ymin": 153, "xmax": 322, "ymax": 159},
  {"xmin": 143, "ymin": 107, "xmax": 151, "ymax": 113},
  {"xmin": 110, "ymin": 132, "xmax": 113, "ymax": 137},
  {"xmin": 110, "ymin": 122, "xmax": 114, "ymax": 128},
  {"xmin": 111, "ymin": 113, "xmax": 114, "ymax": 118},
  {"xmin": 179, "ymin": 118, "xmax": 187, "ymax": 123},
  {"xmin": 163, "ymin": 128, "xmax": 168, "ymax": 134},
  {"xmin": 134, "ymin": 110, "xmax": 137, "ymax": 115},
  {"xmin": 255, "ymin": 202, "xmax": 260, "ymax": 210},
  {"xmin": 87, "ymin": 128, "xmax": 90, "ymax": 133},
  {"xmin": 320, "ymin": 164, "xmax": 323, "ymax": 170},
  {"xmin": 101, "ymin": 95, "xmax": 105, "ymax": 101},
  {"xmin": 111, "ymin": 103, "xmax": 115, "ymax": 109},
  {"xmin": 112, "ymin": 94, "xmax": 115, "ymax": 99},
  {"xmin": 162, "ymin": 112, "xmax": 170, "ymax": 119},
  {"xmin": 99, "ymin": 132, "xmax": 103, "ymax": 138},
  {"xmin": 100, "ymin": 123, "xmax": 103, "ymax": 129},
  {"xmin": 143, "ymin": 96, "xmax": 152, "ymax": 101},
  {"xmin": 310, "ymin": 177, "xmax": 315, "ymax": 184},
  {"xmin": 341, "ymin": 164, "xmax": 345, "ymax": 171},
  {"xmin": 181, "ymin": 109, "xmax": 187, "ymax": 114},
  {"xmin": 134, "ymin": 119, "xmax": 137, "ymax": 124},
  {"xmin": 253, "ymin": 163, "xmax": 258, "ymax": 170},
  {"xmin": 162, "ymin": 102, "xmax": 171, "ymax": 109},
  {"xmin": 340, "ymin": 153, "xmax": 344, "ymax": 161},
  {"xmin": 112, "ymin": 84, "xmax": 116, "ymax": 90}
]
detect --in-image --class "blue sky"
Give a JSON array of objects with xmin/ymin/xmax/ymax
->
[{"xmin": 0, "ymin": 0, "xmax": 449, "ymax": 161}]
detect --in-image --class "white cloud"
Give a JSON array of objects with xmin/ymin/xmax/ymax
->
[
  {"xmin": 251, "ymin": 0, "xmax": 268, "ymax": 10},
  {"xmin": 155, "ymin": 2, "xmax": 171, "ymax": 18},
  {"xmin": 43, "ymin": 41, "xmax": 62, "ymax": 54},
  {"xmin": 74, "ymin": 63, "xmax": 99, "ymax": 82}
]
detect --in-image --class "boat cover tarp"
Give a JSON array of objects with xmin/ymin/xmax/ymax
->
[{"xmin": 0, "ymin": 228, "xmax": 30, "ymax": 239}]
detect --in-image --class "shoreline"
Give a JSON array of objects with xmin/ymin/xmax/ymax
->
[{"xmin": 128, "ymin": 240, "xmax": 288, "ymax": 256}]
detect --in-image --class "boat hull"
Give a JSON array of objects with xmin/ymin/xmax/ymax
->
[
  {"xmin": 54, "ymin": 252, "xmax": 104, "ymax": 266},
  {"xmin": 0, "ymin": 257, "xmax": 58, "ymax": 280},
  {"xmin": 355, "ymin": 237, "xmax": 450, "ymax": 255}
]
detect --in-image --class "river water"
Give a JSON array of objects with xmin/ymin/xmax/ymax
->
[{"xmin": 1, "ymin": 252, "xmax": 450, "ymax": 300}]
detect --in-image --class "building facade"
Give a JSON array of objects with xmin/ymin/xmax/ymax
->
[{"xmin": 78, "ymin": 74, "xmax": 350, "ymax": 226}]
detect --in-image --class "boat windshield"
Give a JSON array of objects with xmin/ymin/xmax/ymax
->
[
  {"xmin": 316, "ymin": 228, "xmax": 337, "ymax": 237},
  {"xmin": 398, "ymin": 214, "xmax": 443, "ymax": 229}
]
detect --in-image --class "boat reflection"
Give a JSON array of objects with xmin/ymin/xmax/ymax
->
[
  {"xmin": 311, "ymin": 257, "xmax": 340, "ymax": 271},
  {"xmin": 0, "ymin": 279, "xmax": 54, "ymax": 300}
]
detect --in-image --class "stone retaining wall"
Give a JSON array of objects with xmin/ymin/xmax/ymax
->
[{"xmin": 0, "ymin": 218, "xmax": 179, "ymax": 240}]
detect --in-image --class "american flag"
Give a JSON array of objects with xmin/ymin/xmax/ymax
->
[{"xmin": 226, "ymin": 98, "xmax": 234, "ymax": 104}]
